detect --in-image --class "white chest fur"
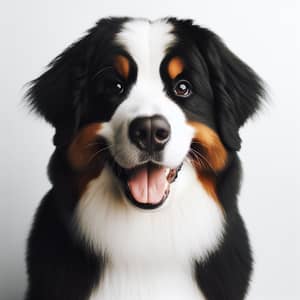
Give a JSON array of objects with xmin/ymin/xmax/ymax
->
[
  {"xmin": 76, "ymin": 162, "xmax": 225, "ymax": 300},
  {"xmin": 90, "ymin": 262, "xmax": 205, "ymax": 300}
]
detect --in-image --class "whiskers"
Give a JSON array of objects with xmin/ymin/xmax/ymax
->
[
  {"xmin": 86, "ymin": 143, "xmax": 113, "ymax": 166},
  {"xmin": 188, "ymin": 145, "xmax": 216, "ymax": 175},
  {"xmin": 84, "ymin": 140, "xmax": 108, "ymax": 149}
]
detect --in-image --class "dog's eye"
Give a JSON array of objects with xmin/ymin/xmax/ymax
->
[
  {"xmin": 174, "ymin": 80, "xmax": 192, "ymax": 98},
  {"xmin": 114, "ymin": 82, "xmax": 125, "ymax": 95}
]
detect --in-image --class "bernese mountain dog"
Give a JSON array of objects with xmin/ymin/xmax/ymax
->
[{"xmin": 25, "ymin": 17, "xmax": 264, "ymax": 300}]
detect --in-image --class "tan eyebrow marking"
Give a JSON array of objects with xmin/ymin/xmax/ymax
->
[
  {"xmin": 114, "ymin": 55, "xmax": 130, "ymax": 79},
  {"xmin": 167, "ymin": 56, "xmax": 184, "ymax": 79}
]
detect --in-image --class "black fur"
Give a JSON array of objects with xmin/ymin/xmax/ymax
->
[
  {"xmin": 25, "ymin": 17, "xmax": 128, "ymax": 300},
  {"xmin": 168, "ymin": 19, "xmax": 263, "ymax": 299},
  {"xmin": 25, "ymin": 17, "xmax": 264, "ymax": 300},
  {"xmin": 27, "ymin": 17, "xmax": 130, "ymax": 147},
  {"xmin": 25, "ymin": 190, "xmax": 103, "ymax": 300},
  {"xmin": 194, "ymin": 154, "xmax": 253, "ymax": 300},
  {"xmin": 168, "ymin": 18, "xmax": 264, "ymax": 151}
]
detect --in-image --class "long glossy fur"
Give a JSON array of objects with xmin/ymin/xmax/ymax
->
[{"xmin": 25, "ymin": 17, "xmax": 264, "ymax": 300}]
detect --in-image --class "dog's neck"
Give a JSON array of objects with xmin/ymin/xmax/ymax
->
[
  {"xmin": 76, "ymin": 162, "xmax": 222, "ymax": 300},
  {"xmin": 75, "ymin": 161, "xmax": 224, "ymax": 265}
]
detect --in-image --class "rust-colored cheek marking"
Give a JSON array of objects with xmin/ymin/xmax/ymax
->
[
  {"xmin": 187, "ymin": 121, "xmax": 228, "ymax": 206},
  {"xmin": 68, "ymin": 123, "xmax": 107, "ymax": 196},
  {"xmin": 68, "ymin": 123, "xmax": 103, "ymax": 171},
  {"xmin": 115, "ymin": 55, "xmax": 130, "ymax": 79},
  {"xmin": 167, "ymin": 56, "xmax": 184, "ymax": 79},
  {"xmin": 188, "ymin": 121, "xmax": 227, "ymax": 172}
]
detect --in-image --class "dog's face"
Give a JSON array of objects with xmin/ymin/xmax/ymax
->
[{"xmin": 28, "ymin": 17, "xmax": 263, "ymax": 210}]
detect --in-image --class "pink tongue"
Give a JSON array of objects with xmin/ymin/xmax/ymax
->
[{"xmin": 127, "ymin": 166, "xmax": 168, "ymax": 204}]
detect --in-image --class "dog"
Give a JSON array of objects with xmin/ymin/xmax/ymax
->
[{"xmin": 25, "ymin": 17, "xmax": 264, "ymax": 300}]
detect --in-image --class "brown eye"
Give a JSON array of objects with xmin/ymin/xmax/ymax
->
[{"xmin": 174, "ymin": 80, "xmax": 192, "ymax": 97}]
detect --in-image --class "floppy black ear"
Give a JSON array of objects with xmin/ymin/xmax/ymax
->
[
  {"xmin": 194, "ymin": 27, "xmax": 265, "ymax": 151},
  {"xmin": 26, "ymin": 32, "xmax": 92, "ymax": 147}
]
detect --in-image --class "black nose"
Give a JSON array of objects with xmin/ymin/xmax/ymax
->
[{"xmin": 129, "ymin": 115, "xmax": 171, "ymax": 152}]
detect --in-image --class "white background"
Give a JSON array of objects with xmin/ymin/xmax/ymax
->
[{"xmin": 1, "ymin": 1, "xmax": 300, "ymax": 299}]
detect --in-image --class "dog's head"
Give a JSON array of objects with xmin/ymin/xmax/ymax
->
[{"xmin": 27, "ymin": 17, "xmax": 264, "ymax": 210}]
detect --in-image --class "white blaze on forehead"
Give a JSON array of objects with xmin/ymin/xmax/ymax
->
[
  {"xmin": 116, "ymin": 19, "xmax": 175, "ymax": 81},
  {"xmin": 103, "ymin": 18, "xmax": 193, "ymax": 170}
]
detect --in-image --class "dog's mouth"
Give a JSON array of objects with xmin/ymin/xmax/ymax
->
[{"xmin": 112, "ymin": 162, "xmax": 182, "ymax": 210}]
